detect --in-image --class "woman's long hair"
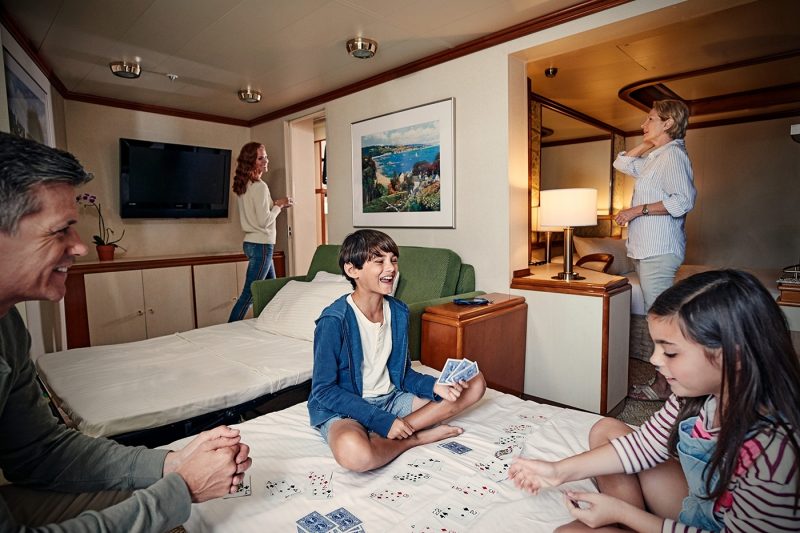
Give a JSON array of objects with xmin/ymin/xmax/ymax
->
[
  {"xmin": 653, "ymin": 270, "xmax": 800, "ymax": 504},
  {"xmin": 232, "ymin": 142, "xmax": 264, "ymax": 196}
]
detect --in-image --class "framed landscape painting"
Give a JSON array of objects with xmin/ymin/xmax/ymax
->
[
  {"xmin": 3, "ymin": 47, "xmax": 50, "ymax": 145},
  {"xmin": 351, "ymin": 98, "xmax": 454, "ymax": 228}
]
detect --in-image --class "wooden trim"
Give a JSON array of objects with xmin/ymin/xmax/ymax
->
[
  {"xmin": 511, "ymin": 275, "xmax": 630, "ymax": 295},
  {"xmin": 64, "ymin": 272, "xmax": 89, "ymax": 348},
  {"xmin": 600, "ymin": 292, "xmax": 610, "ymax": 413},
  {"xmin": 622, "ymin": 107, "xmax": 800, "ymax": 137},
  {"xmin": 531, "ymin": 92, "xmax": 626, "ymax": 137},
  {"xmin": 2, "ymin": 2, "xmax": 631, "ymax": 126},
  {"xmin": 70, "ymin": 252, "xmax": 249, "ymax": 275}
]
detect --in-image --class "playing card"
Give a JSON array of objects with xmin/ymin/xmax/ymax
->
[
  {"xmin": 404, "ymin": 519, "xmax": 457, "ymax": 532},
  {"xmin": 449, "ymin": 476, "xmax": 498, "ymax": 500},
  {"xmin": 304, "ymin": 470, "xmax": 334, "ymax": 500},
  {"xmin": 517, "ymin": 412, "xmax": 551, "ymax": 424},
  {"xmin": 437, "ymin": 358, "xmax": 463, "ymax": 384},
  {"xmin": 296, "ymin": 511, "xmax": 338, "ymax": 533},
  {"xmin": 495, "ymin": 434, "xmax": 525, "ymax": 446},
  {"xmin": 325, "ymin": 507, "xmax": 363, "ymax": 531},
  {"xmin": 494, "ymin": 444, "xmax": 521, "ymax": 460},
  {"xmin": 472, "ymin": 457, "xmax": 511, "ymax": 482},
  {"xmin": 393, "ymin": 471, "xmax": 431, "ymax": 484},
  {"xmin": 502, "ymin": 423, "xmax": 533, "ymax": 435},
  {"xmin": 406, "ymin": 457, "xmax": 444, "ymax": 471},
  {"xmin": 369, "ymin": 488, "xmax": 412, "ymax": 509},
  {"xmin": 265, "ymin": 478, "xmax": 303, "ymax": 500},
  {"xmin": 449, "ymin": 360, "xmax": 479, "ymax": 383},
  {"xmin": 431, "ymin": 503, "xmax": 481, "ymax": 525},
  {"xmin": 223, "ymin": 475, "xmax": 251, "ymax": 498},
  {"xmin": 438, "ymin": 440, "xmax": 472, "ymax": 455}
]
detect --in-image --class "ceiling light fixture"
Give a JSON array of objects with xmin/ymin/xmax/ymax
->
[
  {"xmin": 109, "ymin": 61, "xmax": 141, "ymax": 79},
  {"xmin": 346, "ymin": 37, "xmax": 378, "ymax": 59},
  {"xmin": 238, "ymin": 89, "xmax": 262, "ymax": 103}
]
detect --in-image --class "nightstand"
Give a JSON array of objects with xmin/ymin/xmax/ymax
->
[
  {"xmin": 510, "ymin": 264, "xmax": 631, "ymax": 415},
  {"xmin": 420, "ymin": 293, "xmax": 527, "ymax": 396}
]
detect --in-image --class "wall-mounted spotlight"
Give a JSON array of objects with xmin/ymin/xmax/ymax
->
[{"xmin": 544, "ymin": 67, "xmax": 558, "ymax": 78}]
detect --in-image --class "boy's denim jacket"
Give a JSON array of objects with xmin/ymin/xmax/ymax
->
[{"xmin": 307, "ymin": 294, "xmax": 437, "ymax": 437}]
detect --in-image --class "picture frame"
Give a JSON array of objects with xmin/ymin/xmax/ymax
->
[
  {"xmin": 351, "ymin": 98, "xmax": 454, "ymax": 228},
  {"xmin": 3, "ymin": 43, "xmax": 53, "ymax": 146}
]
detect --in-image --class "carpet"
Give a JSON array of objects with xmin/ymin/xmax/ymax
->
[{"xmin": 615, "ymin": 358, "xmax": 664, "ymax": 426}]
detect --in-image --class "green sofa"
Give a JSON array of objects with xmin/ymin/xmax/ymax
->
[{"xmin": 252, "ymin": 244, "xmax": 484, "ymax": 360}]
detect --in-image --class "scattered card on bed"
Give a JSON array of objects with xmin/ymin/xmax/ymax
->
[
  {"xmin": 472, "ymin": 457, "xmax": 511, "ymax": 482},
  {"xmin": 449, "ymin": 476, "xmax": 499, "ymax": 500},
  {"xmin": 494, "ymin": 433, "xmax": 525, "ymax": 446},
  {"xmin": 393, "ymin": 470, "xmax": 431, "ymax": 485},
  {"xmin": 296, "ymin": 510, "xmax": 338, "ymax": 533},
  {"xmin": 369, "ymin": 487, "xmax": 412, "ymax": 509},
  {"xmin": 406, "ymin": 456, "xmax": 444, "ymax": 471},
  {"xmin": 517, "ymin": 412, "xmax": 551, "ymax": 424},
  {"xmin": 438, "ymin": 440, "xmax": 472, "ymax": 455},
  {"xmin": 404, "ymin": 518, "xmax": 458, "ymax": 532},
  {"xmin": 224, "ymin": 475, "xmax": 251, "ymax": 498},
  {"xmin": 502, "ymin": 423, "xmax": 533, "ymax": 435},
  {"xmin": 494, "ymin": 443, "xmax": 521, "ymax": 460},
  {"xmin": 265, "ymin": 478, "xmax": 303, "ymax": 500},
  {"xmin": 431, "ymin": 502, "xmax": 481, "ymax": 525},
  {"xmin": 325, "ymin": 507, "xmax": 363, "ymax": 531},
  {"xmin": 304, "ymin": 470, "xmax": 334, "ymax": 499}
]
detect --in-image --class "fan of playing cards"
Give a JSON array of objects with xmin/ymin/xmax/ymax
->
[{"xmin": 436, "ymin": 358, "xmax": 480, "ymax": 385}]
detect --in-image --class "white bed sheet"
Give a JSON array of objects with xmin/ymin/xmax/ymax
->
[
  {"xmin": 36, "ymin": 319, "xmax": 312, "ymax": 438},
  {"xmin": 174, "ymin": 363, "xmax": 603, "ymax": 533}
]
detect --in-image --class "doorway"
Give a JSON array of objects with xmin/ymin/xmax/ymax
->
[{"xmin": 286, "ymin": 111, "xmax": 327, "ymax": 276}]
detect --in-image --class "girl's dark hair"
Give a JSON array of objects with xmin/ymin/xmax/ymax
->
[
  {"xmin": 338, "ymin": 229, "xmax": 399, "ymax": 289},
  {"xmin": 232, "ymin": 142, "xmax": 264, "ymax": 195},
  {"xmin": 652, "ymin": 270, "xmax": 800, "ymax": 504}
]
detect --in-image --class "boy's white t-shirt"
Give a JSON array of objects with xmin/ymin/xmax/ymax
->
[{"xmin": 347, "ymin": 295, "xmax": 394, "ymax": 397}]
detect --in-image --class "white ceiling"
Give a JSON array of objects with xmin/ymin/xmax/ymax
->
[{"xmin": 2, "ymin": 0, "xmax": 798, "ymax": 134}]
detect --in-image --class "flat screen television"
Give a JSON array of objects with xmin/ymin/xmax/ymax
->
[{"xmin": 120, "ymin": 138, "xmax": 232, "ymax": 218}]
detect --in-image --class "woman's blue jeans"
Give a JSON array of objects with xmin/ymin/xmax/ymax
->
[{"xmin": 228, "ymin": 242, "xmax": 275, "ymax": 322}]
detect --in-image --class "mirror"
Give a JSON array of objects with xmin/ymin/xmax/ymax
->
[{"xmin": 529, "ymin": 92, "xmax": 626, "ymax": 262}]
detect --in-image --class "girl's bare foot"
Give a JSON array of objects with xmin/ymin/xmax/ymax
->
[{"xmin": 415, "ymin": 424, "xmax": 463, "ymax": 445}]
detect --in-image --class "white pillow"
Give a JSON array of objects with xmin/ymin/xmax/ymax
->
[
  {"xmin": 573, "ymin": 237, "xmax": 635, "ymax": 275},
  {"xmin": 311, "ymin": 270, "xmax": 348, "ymax": 283},
  {"xmin": 255, "ymin": 281, "xmax": 351, "ymax": 341},
  {"xmin": 311, "ymin": 269, "xmax": 400, "ymax": 296}
]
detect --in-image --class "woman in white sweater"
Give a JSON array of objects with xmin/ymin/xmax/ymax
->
[{"xmin": 228, "ymin": 142, "xmax": 292, "ymax": 322}]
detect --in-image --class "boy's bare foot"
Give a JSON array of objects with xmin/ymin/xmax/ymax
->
[{"xmin": 415, "ymin": 424, "xmax": 463, "ymax": 445}]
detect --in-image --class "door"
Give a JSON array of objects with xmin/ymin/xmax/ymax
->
[
  {"xmin": 142, "ymin": 266, "xmax": 195, "ymax": 337},
  {"xmin": 85, "ymin": 270, "xmax": 147, "ymax": 346},
  {"xmin": 193, "ymin": 263, "xmax": 239, "ymax": 327}
]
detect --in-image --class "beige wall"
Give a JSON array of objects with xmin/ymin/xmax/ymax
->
[{"xmin": 63, "ymin": 100, "xmax": 252, "ymax": 260}]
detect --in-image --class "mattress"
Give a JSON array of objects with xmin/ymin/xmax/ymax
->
[
  {"xmin": 172, "ymin": 363, "xmax": 603, "ymax": 533},
  {"xmin": 36, "ymin": 319, "xmax": 313, "ymax": 438}
]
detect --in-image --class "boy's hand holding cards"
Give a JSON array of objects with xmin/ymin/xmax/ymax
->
[{"xmin": 437, "ymin": 358, "xmax": 479, "ymax": 385}]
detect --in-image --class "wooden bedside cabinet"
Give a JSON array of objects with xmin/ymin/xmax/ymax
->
[{"xmin": 420, "ymin": 293, "xmax": 527, "ymax": 396}]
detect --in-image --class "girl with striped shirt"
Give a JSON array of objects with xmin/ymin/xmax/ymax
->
[{"xmin": 509, "ymin": 270, "xmax": 799, "ymax": 532}]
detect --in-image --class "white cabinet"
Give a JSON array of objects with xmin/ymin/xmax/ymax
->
[
  {"xmin": 84, "ymin": 266, "xmax": 195, "ymax": 346},
  {"xmin": 510, "ymin": 263, "xmax": 631, "ymax": 415},
  {"xmin": 193, "ymin": 261, "xmax": 252, "ymax": 327}
]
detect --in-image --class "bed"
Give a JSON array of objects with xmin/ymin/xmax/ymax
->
[
  {"xmin": 36, "ymin": 244, "xmax": 482, "ymax": 447},
  {"xmin": 168, "ymin": 363, "xmax": 603, "ymax": 532}
]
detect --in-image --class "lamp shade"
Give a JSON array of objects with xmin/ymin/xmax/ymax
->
[{"xmin": 540, "ymin": 188, "xmax": 597, "ymax": 227}]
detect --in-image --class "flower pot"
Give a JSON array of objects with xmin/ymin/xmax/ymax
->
[{"xmin": 96, "ymin": 244, "xmax": 115, "ymax": 261}]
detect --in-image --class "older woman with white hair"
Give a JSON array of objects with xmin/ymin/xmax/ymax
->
[{"xmin": 613, "ymin": 99, "xmax": 696, "ymax": 401}]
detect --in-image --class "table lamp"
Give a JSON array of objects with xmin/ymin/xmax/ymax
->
[
  {"xmin": 540, "ymin": 188, "xmax": 598, "ymax": 280},
  {"xmin": 532, "ymin": 207, "xmax": 561, "ymax": 264}
]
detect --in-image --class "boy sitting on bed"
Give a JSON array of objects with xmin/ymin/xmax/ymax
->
[{"xmin": 307, "ymin": 229, "xmax": 486, "ymax": 471}]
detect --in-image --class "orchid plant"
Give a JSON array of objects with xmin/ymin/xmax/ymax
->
[{"xmin": 76, "ymin": 192, "xmax": 126, "ymax": 250}]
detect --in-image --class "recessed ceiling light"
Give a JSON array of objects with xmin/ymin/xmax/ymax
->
[
  {"xmin": 109, "ymin": 61, "xmax": 141, "ymax": 79},
  {"xmin": 346, "ymin": 37, "xmax": 378, "ymax": 59},
  {"xmin": 238, "ymin": 89, "xmax": 262, "ymax": 103}
]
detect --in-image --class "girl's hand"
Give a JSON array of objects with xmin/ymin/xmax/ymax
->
[
  {"xmin": 508, "ymin": 457, "xmax": 562, "ymax": 494},
  {"xmin": 387, "ymin": 417, "xmax": 415, "ymax": 439},
  {"xmin": 564, "ymin": 491, "xmax": 621, "ymax": 529},
  {"xmin": 434, "ymin": 381, "xmax": 465, "ymax": 402}
]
